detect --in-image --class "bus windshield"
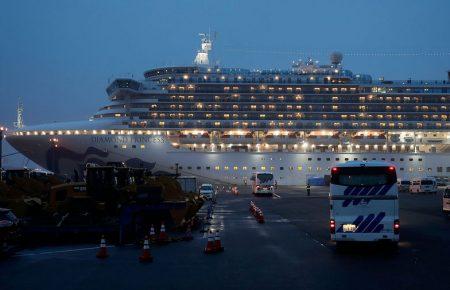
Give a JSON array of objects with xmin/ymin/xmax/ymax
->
[{"xmin": 331, "ymin": 166, "xmax": 396, "ymax": 186}]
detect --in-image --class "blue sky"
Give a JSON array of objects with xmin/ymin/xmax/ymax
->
[{"xmin": 0, "ymin": 0, "xmax": 449, "ymax": 127}]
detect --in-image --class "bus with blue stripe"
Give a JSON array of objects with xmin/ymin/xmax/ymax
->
[{"xmin": 329, "ymin": 161, "xmax": 400, "ymax": 244}]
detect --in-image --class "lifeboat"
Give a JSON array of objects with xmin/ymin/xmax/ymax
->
[
  {"xmin": 421, "ymin": 133, "xmax": 446, "ymax": 144},
  {"xmin": 390, "ymin": 134, "xmax": 400, "ymax": 143},
  {"xmin": 306, "ymin": 133, "xmax": 340, "ymax": 145},
  {"xmin": 178, "ymin": 132, "xmax": 211, "ymax": 144},
  {"xmin": 352, "ymin": 134, "xmax": 386, "ymax": 145},
  {"xmin": 264, "ymin": 133, "xmax": 298, "ymax": 144},
  {"xmin": 220, "ymin": 132, "xmax": 253, "ymax": 144}
]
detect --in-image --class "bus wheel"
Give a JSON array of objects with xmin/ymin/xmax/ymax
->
[
  {"xmin": 390, "ymin": 241, "xmax": 399, "ymax": 251},
  {"xmin": 335, "ymin": 241, "xmax": 344, "ymax": 250}
]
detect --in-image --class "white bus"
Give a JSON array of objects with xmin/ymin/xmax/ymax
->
[
  {"xmin": 250, "ymin": 172, "xmax": 275, "ymax": 196},
  {"xmin": 409, "ymin": 177, "xmax": 437, "ymax": 194},
  {"xmin": 329, "ymin": 161, "xmax": 400, "ymax": 244},
  {"xmin": 443, "ymin": 186, "xmax": 450, "ymax": 215}
]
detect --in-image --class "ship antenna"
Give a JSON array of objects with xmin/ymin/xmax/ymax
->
[{"xmin": 14, "ymin": 96, "xmax": 24, "ymax": 129}]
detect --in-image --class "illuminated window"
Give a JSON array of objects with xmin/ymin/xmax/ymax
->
[
  {"xmin": 297, "ymin": 166, "xmax": 302, "ymax": 171},
  {"xmin": 233, "ymin": 166, "xmax": 238, "ymax": 171},
  {"xmin": 224, "ymin": 166, "xmax": 229, "ymax": 171},
  {"xmin": 270, "ymin": 166, "xmax": 275, "ymax": 171},
  {"xmin": 121, "ymin": 145, "xmax": 127, "ymax": 149},
  {"xmin": 261, "ymin": 166, "xmax": 266, "ymax": 171},
  {"xmin": 140, "ymin": 144, "xmax": 145, "ymax": 149},
  {"xmin": 242, "ymin": 166, "xmax": 248, "ymax": 171},
  {"xmin": 215, "ymin": 166, "xmax": 220, "ymax": 171}
]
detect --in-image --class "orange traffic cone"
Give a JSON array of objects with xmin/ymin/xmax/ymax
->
[
  {"xmin": 158, "ymin": 222, "xmax": 169, "ymax": 244},
  {"xmin": 257, "ymin": 209, "xmax": 265, "ymax": 224},
  {"xmin": 149, "ymin": 224, "xmax": 157, "ymax": 242},
  {"xmin": 214, "ymin": 231, "xmax": 224, "ymax": 252},
  {"xmin": 96, "ymin": 235, "xmax": 109, "ymax": 259},
  {"xmin": 253, "ymin": 206, "xmax": 259, "ymax": 217},
  {"xmin": 139, "ymin": 236, "xmax": 153, "ymax": 263},
  {"xmin": 204, "ymin": 231, "xmax": 216, "ymax": 254}
]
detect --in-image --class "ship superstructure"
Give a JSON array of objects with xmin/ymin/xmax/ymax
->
[{"xmin": 6, "ymin": 33, "xmax": 450, "ymax": 184}]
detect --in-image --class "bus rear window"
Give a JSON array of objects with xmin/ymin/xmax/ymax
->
[
  {"xmin": 257, "ymin": 174, "xmax": 273, "ymax": 183},
  {"xmin": 331, "ymin": 166, "xmax": 396, "ymax": 186}
]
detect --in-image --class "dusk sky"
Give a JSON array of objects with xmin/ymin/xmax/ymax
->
[{"xmin": 1, "ymin": 0, "xmax": 450, "ymax": 166}]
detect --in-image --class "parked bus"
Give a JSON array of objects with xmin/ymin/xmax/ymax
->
[
  {"xmin": 409, "ymin": 177, "xmax": 437, "ymax": 194},
  {"xmin": 251, "ymin": 172, "xmax": 275, "ymax": 196},
  {"xmin": 329, "ymin": 161, "xmax": 399, "ymax": 245},
  {"xmin": 443, "ymin": 186, "xmax": 450, "ymax": 215}
]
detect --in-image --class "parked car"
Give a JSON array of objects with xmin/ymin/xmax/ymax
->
[
  {"xmin": 397, "ymin": 180, "xmax": 410, "ymax": 192},
  {"xmin": 0, "ymin": 208, "xmax": 22, "ymax": 256},
  {"xmin": 199, "ymin": 184, "xmax": 215, "ymax": 200}
]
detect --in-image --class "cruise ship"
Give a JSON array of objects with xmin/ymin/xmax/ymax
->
[{"xmin": 5, "ymin": 33, "xmax": 450, "ymax": 184}]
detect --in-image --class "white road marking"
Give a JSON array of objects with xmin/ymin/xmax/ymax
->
[
  {"xmin": 15, "ymin": 245, "xmax": 116, "ymax": 257},
  {"xmin": 273, "ymin": 193, "xmax": 281, "ymax": 199}
]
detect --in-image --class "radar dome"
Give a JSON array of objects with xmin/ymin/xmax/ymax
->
[{"xmin": 330, "ymin": 52, "xmax": 343, "ymax": 66}]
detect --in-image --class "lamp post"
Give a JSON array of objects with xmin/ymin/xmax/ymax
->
[{"xmin": 0, "ymin": 127, "xmax": 4, "ymax": 178}]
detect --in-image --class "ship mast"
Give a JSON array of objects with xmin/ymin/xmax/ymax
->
[
  {"xmin": 194, "ymin": 32, "xmax": 213, "ymax": 66},
  {"xmin": 14, "ymin": 96, "xmax": 24, "ymax": 129}
]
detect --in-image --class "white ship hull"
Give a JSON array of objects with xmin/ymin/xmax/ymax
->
[{"xmin": 6, "ymin": 129, "xmax": 449, "ymax": 185}]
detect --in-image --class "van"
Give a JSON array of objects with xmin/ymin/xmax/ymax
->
[
  {"xmin": 397, "ymin": 180, "xmax": 410, "ymax": 192},
  {"xmin": 329, "ymin": 161, "xmax": 399, "ymax": 244},
  {"xmin": 409, "ymin": 178, "xmax": 437, "ymax": 194}
]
